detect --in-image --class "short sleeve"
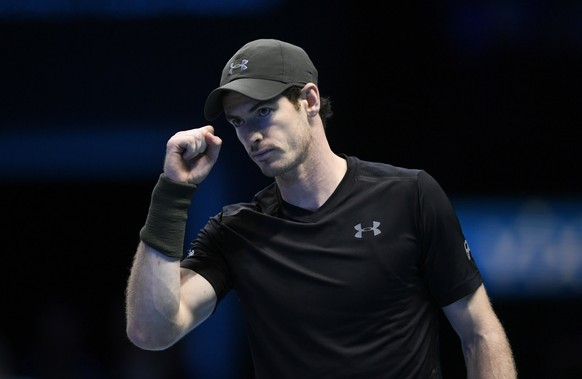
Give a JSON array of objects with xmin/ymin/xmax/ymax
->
[
  {"xmin": 180, "ymin": 213, "xmax": 232, "ymax": 303},
  {"xmin": 417, "ymin": 170, "xmax": 483, "ymax": 306}
]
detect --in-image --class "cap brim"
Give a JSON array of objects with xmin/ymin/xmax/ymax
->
[{"xmin": 203, "ymin": 78, "xmax": 296, "ymax": 121}]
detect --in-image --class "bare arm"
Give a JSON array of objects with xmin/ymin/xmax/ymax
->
[
  {"xmin": 442, "ymin": 284, "xmax": 517, "ymax": 379},
  {"xmin": 125, "ymin": 242, "xmax": 216, "ymax": 350},
  {"xmin": 125, "ymin": 126, "xmax": 223, "ymax": 350}
]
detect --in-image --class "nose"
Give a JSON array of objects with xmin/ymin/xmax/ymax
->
[
  {"xmin": 237, "ymin": 123, "xmax": 263, "ymax": 151},
  {"xmin": 249, "ymin": 130, "xmax": 263, "ymax": 151}
]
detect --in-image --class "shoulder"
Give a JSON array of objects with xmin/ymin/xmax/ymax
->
[
  {"xmin": 345, "ymin": 156, "xmax": 450, "ymax": 206},
  {"xmin": 221, "ymin": 181, "xmax": 279, "ymax": 217},
  {"xmin": 347, "ymin": 155, "xmax": 422, "ymax": 181}
]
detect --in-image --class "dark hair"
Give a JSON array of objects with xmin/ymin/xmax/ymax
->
[{"xmin": 282, "ymin": 86, "xmax": 333, "ymax": 128}]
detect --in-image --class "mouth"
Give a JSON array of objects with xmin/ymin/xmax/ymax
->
[{"xmin": 251, "ymin": 148, "xmax": 274, "ymax": 161}]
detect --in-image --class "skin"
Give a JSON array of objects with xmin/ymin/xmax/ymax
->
[
  {"xmin": 443, "ymin": 285, "xmax": 517, "ymax": 378},
  {"xmin": 125, "ymin": 83, "xmax": 517, "ymax": 378}
]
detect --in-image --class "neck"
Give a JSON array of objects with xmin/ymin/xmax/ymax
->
[{"xmin": 276, "ymin": 144, "xmax": 347, "ymax": 212}]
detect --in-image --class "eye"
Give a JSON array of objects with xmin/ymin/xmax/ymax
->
[
  {"xmin": 257, "ymin": 107, "xmax": 273, "ymax": 118},
  {"xmin": 229, "ymin": 117, "xmax": 244, "ymax": 128}
]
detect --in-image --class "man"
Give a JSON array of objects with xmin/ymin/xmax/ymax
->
[{"xmin": 125, "ymin": 39, "xmax": 517, "ymax": 378}]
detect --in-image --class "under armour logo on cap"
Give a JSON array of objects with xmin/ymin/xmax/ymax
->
[{"xmin": 228, "ymin": 59, "xmax": 249, "ymax": 75}]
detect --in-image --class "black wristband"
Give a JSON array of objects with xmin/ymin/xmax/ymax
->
[{"xmin": 139, "ymin": 174, "xmax": 198, "ymax": 259}]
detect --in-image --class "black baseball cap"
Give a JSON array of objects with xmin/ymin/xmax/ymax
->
[{"xmin": 203, "ymin": 39, "xmax": 318, "ymax": 121}]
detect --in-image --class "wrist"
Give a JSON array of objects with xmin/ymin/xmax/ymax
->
[{"xmin": 139, "ymin": 174, "xmax": 197, "ymax": 259}]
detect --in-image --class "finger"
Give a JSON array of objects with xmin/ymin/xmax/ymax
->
[
  {"xmin": 204, "ymin": 133, "xmax": 223, "ymax": 161},
  {"xmin": 182, "ymin": 136, "xmax": 207, "ymax": 161}
]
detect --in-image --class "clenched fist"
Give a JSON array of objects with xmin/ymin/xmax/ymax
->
[{"xmin": 163, "ymin": 125, "xmax": 223, "ymax": 184}]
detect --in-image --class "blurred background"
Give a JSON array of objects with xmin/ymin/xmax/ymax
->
[{"xmin": 1, "ymin": 0, "xmax": 581, "ymax": 378}]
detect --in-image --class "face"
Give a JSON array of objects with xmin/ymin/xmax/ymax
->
[{"xmin": 223, "ymin": 91, "xmax": 313, "ymax": 178}]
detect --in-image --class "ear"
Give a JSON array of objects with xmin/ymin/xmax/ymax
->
[{"xmin": 301, "ymin": 83, "xmax": 320, "ymax": 117}]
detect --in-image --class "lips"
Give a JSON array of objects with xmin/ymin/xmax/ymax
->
[{"xmin": 251, "ymin": 148, "xmax": 274, "ymax": 161}]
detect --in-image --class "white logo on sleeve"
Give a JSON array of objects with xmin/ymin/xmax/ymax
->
[
  {"xmin": 354, "ymin": 221, "xmax": 382, "ymax": 238},
  {"xmin": 464, "ymin": 240, "xmax": 472, "ymax": 260}
]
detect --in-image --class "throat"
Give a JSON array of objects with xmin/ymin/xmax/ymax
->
[{"xmin": 277, "ymin": 155, "xmax": 347, "ymax": 211}]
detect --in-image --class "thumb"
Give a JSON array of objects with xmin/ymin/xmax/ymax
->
[{"xmin": 204, "ymin": 132, "xmax": 223, "ymax": 162}]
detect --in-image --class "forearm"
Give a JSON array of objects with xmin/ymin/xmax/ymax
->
[
  {"xmin": 463, "ymin": 330, "xmax": 517, "ymax": 379},
  {"xmin": 125, "ymin": 242, "xmax": 186, "ymax": 350},
  {"xmin": 125, "ymin": 128, "xmax": 221, "ymax": 349}
]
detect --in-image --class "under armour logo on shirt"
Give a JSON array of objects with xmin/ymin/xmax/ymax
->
[
  {"xmin": 464, "ymin": 240, "xmax": 472, "ymax": 260},
  {"xmin": 354, "ymin": 221, "xmax": 382, "ymax": 238},
  {"xmin": 228, "ymin": 59, "xmax": 249, "ymax": 74}
]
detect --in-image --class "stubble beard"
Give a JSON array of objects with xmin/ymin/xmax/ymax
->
[{"xmin": 260, "ymin": 140, "xmax": 312, "ymax": 180}]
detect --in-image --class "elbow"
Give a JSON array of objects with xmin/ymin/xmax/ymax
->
[{"xmin": 126, "ymin": 320, "xmax": 179, "ymax": 351}]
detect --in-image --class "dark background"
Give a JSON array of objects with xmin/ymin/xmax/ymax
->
[{"xmin": 1, "ymin": 1, "xmax": 581, "ymax": 378}]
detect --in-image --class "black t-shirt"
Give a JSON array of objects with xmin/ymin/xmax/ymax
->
[{"xmin": 181, "ymin": 155, "xmax": 482, "ymax": 379}]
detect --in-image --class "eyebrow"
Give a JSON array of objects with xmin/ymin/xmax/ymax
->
[{"xmin": 224, "ymin": 98, "xmax": 276, "ymax": 119}]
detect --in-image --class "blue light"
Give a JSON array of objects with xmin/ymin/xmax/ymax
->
[
  {"xmin": 0, "ymin": 127, "xmax": 170, "ymax": 181},
  {"xmin": 454, "ymin": 196, "xmax": 582, "ymax": 299},
  {"xmin": 0, "ymin": 0, "xmax": 282, "ymax": 19}
]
